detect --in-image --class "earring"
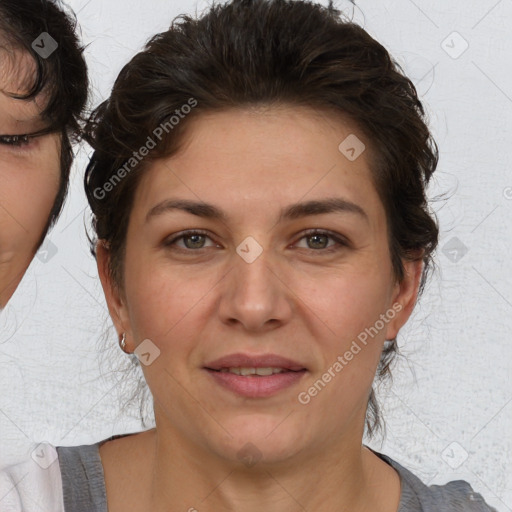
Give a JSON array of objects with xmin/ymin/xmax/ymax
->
[{"xmin": 119, "ymin": 332, "xmax": 129, "ymax": 353}]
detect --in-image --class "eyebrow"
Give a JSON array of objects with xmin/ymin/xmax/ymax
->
[{"xmin": 146, "ymin": 197, "xmax": 368, "ymax": 224}]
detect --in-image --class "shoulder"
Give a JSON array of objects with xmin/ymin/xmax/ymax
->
[
  {"xmin": 0, "ymin": 440, "xmax": 109, "ymax": 512},
  {"xmin": 57, "ymin": 440, "xmax": 108, "ymax": 512},
  {"xmin": 372, "ymin": 449, "xmax": 497, "ymax": 512},
  {"xmin": 0, "ymin": 443, "xmax": 64, "ymax": 512}
]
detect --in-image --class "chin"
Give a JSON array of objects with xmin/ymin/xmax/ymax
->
[{"xmin": 212, "ymin": 417, "xmax": 306, "ymax": 467}]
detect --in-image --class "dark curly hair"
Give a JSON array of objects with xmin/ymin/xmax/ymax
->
[
  {"xmin": 84, "ymin": 0, "xmax": 439, "ymax": 437},
  {"xmin": 0, "ymin": 0, "xmax": 88, "ymax": 240}
]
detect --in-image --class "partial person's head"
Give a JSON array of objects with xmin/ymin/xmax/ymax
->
[
  {"xmin": 86, "ymin": 0, "xmax": 438, "ymax": 465},
  {"xmin": 0, "ymin": 0, "xmax": 88, "ymax": 308}
]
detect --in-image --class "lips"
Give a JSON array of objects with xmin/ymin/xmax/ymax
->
[
  {"xmin": 204, "ymin": 353, "xmax": 307, "ymax": 372},
  {"xmin": 203, "ymin": 353, "xmax": 308, "ymax": 398}
]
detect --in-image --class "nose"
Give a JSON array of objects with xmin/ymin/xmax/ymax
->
[{"xmin": 217, "ymin": 241, "xmax": 293, "ymax": 333}]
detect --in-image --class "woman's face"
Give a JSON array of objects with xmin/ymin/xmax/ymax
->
[
  {"xmin": 100, "ymin": 106, "xmax": 422, "ymax": 466},
  {"xmin": 0, "ymin": 48, "xmax": 61, "ymax": 307}
]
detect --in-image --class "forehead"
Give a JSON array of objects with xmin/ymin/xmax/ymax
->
[
  {"xmin": 0, "ymin": 45, "xmax": 47, "ymax": 129},
  {"xmin": 133, "ymin": 106, "xmax": 385, "ymax": 227}
]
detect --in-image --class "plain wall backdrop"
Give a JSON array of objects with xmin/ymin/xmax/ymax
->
[{"xmin": 1, "ymin": 0, "xmax": 511, "ymax": 510}]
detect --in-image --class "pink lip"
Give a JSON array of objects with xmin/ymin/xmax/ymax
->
[
  {"xmin": 204, "ymin": 368, "xmax": 307, "ymax": 398},
  {"xmin": 204, "ymin": 353, "xmax": 306, "ymax": 371},
  {"xmin": 203, "ymin": 353, "xmax": 308, "ymax": 398}
]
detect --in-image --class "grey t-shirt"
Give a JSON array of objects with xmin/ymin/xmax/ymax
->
[{"xmin": 56, "ymin": 440, "xmax": 497, "ymax": 512}]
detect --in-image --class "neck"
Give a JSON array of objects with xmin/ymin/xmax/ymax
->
[{"xmin": 135, "ymin": 425, "xmax": 398, "ymax": 512}]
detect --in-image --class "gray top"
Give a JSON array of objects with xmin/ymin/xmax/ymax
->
[{"xmin": 56, "ymin": 438, "xmax": 497, "ymax": 512}]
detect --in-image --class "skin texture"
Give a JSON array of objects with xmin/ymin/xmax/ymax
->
[
  {"xmin": 0, "ymin": 47, "xmax": 61, "ymax": 308},
  {"xmin": 97, "ymin": 106, "xmax": 423, "ymax": 512}
]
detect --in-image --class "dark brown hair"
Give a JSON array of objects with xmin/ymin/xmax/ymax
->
[
  {"xmin": 84, "ymin": 0, "xmax": 439, "ymax": 437},
  {"xmin": 0, "ymin": 0, "xmax": 88, "ymax": 240}
]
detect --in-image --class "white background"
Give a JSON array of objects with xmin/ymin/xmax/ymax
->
[{"xmin": 1, "ymin": 1, "xmax": 511, "ymax": 510}]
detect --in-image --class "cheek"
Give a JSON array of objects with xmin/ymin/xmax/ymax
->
[
  {"xmin": 123, "ymin": 254, "xmax": 213, "ymax": 345},
  {"xmin": 122, "ymin": 262, "xmax": 213, "ymax": 404},
  {"xmin": 298, "ymin": 260, "xmax": 393, "ymax": 344},
  {"xmin": 296, "ymin": 265, "xmax": 392, "ymax": 405},
  {"xmin": 0, "ymin": 156, "xmax": 60, "ymax": 254}
]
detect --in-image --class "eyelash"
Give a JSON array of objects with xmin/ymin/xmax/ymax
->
[
  {"xmin": 164, "ymin": 229, "xmax": 348, "ymax": 255},
  {"xmin": 0, "ymin": 134, "xmax": 34, "ymax": 149}
]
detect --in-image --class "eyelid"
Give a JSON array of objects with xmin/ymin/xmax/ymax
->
[{"xmin": 164, "ymin": 229, "xmax": 216, "ymax": 248}]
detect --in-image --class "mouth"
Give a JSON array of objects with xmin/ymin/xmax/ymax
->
[
  {"xmin": 209, "ymin": 367, "xmax": 302, "ymax": 376},
  {"xmin": 203, "ymin": 353, "xmax": 308, "ymax": 398},
  {"xmin": 204, "ymin": 353, "xmax": 307, "ymax": 372}
]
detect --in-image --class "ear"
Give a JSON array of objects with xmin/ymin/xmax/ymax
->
[
  {"xmin": 96, "ymin": 241, "xmax": 132, "ymax": 345},
  {"xmin": 385, "ymin": 257, "xmax": 424, "ymax": 341}
]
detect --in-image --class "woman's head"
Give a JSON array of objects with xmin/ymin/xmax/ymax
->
[
  {"xmin": 0, "ymin": 0, "xmax": 88, "ymax": 307},
  {"xmin": 86, "ymin": 0, "xmax": 438, "ymax": 451}
]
